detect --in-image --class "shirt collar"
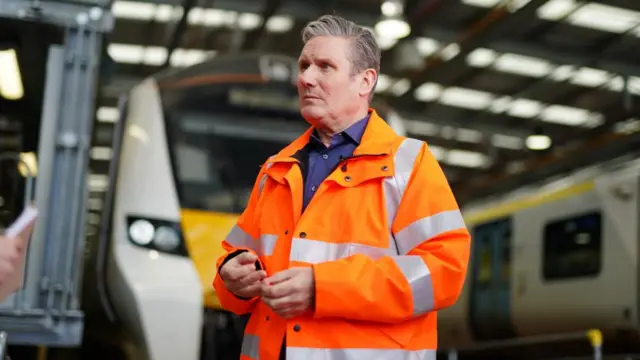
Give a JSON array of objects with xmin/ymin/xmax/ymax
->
[{"xmin": 309, "ymin": 112, "xmax": 371, "ymax": 148}]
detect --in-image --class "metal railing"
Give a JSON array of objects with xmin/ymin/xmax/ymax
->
[{"xmin": 444, "ymin": 328, "xmax": 604, "ymax": 360}]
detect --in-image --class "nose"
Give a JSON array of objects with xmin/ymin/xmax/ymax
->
[{"xmin": 298, "ymin": 67, "xmax": 317, "ymax": 88}]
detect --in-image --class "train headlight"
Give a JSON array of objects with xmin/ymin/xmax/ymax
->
[
  {"xmin": 154, "ymin": 226, "xmax": 180, "ymax": 252},
  {"xmin": 129, "ymin": 219, "xmax": 155, "ymax": 245},
  {"xmin": 126, "ymin": 216, "xmax": 188, "ymax": 257}
]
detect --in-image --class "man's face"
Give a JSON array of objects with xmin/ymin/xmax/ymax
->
[{"xmin": 296, "ymin": 36, "xmax": 364, "ymax": 127}]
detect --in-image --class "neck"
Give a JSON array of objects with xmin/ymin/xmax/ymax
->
[{"xmin": 315, "ymin": 107, "xmax": 368, "ymax": 146}]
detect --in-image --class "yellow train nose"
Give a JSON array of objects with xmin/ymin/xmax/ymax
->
[{"xmin": 180, "ymin": 209, "xmax": 240, "ymax": 310}]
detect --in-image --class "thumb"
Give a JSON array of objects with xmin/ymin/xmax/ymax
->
[{"xmin": 236, "ymin": 251, "xmax": 258, "ymax": 265}]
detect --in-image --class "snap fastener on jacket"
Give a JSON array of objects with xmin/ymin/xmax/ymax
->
[
  {"xmin": 293, "ymin": 324, "xmax": 301, "ymax": 332},
  {"xmin": 284, "ymin": 230, "xmax": 289, "ymax": 235},
  {"xmin": 344, "ymin": 176, "xmax": 351, "ymax": 182},
  {"xmin": 266, "ymin": 315, "xmax": 270, "ymax": 321},
  {"xmin": 299, "ymin": 232, "xmax": 306, "ymax": 238},
  {"xmin": 381, "ymin": 165, "xmax": 388, "ymax": 171}
]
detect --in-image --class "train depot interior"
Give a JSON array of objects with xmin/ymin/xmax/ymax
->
[{"xmin": 1, "ymin": 0, "xmax": 640, "ymax": 359}]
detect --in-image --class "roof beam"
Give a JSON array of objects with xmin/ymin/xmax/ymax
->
[
  {"xmin": 392, "ymin": 0, "xmax": 547, "ymax": 102},
  {"xmin": 236, "ymin": 0, "xmax": 284, "ymax": 52},
  {"xmin": 109, "ymin": 4, "xmax": 640, "ymax": 77},
  {"xmin": 162, "ymin": 0, "xmax": 198, "ymax": 68}
]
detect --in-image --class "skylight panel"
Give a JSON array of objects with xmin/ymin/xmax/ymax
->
[
  {"xmin": 96, "ymin": 107, "xmax": 119, "ymax": 123},
  {"xmin": 508, "ymin": 98, "xmax": 541, "ymax": 118},
  {"xmin": 494, "ymin": 53, "xmax": 552, "ymax": 78},
  {"xmin": 568, "ymin": 3, "xmax": 640, "ymax": 34},
  {"xmin": 540, "ymin": 105, "xmax": 592, "ymax": 126},
  {"xmin": 108, "ymin": 43, "xmax": 144, "ymax": 64},
  {"xmin": 142, "ymin": 47, "xmax": 167, "ymax": 66},
  {"xmin": 537, "ymin": 0, "xmax": 577, "ymax": 21},
  {"xmin": 570, "ymin": 67, "xmax": 609, "ymax": 88},
  {"xmin": 266, "ymin": 16, "xmax": 294, "ymax": 33},
  {"xmin": 404, "ymin": 119, "xmax": 440, "ymax": 136},
  {"xmin": 446, "ymin": 149, "xmax": 489, "ymax": 168},
  {"xmin": 238, "ymin": 13, "xmax": 262, "ymax": 30},
  {"xmin": 90, "ymin": 147, "xmax": 113, "ymax": 161},
  {"xmin": 468, "ymin": 0, "xmax": 640, "ymax": 37},
  {"xmin": 467, "ymin": 48, "xmax": 497, "ymax": 67},
  {"xmin": 492, "ymin": 134, "xmax": 524, "ymax": 149},
  {"xmin": 111, "ymin": 1, "xmax": 156, "ymax": 20},
  {"xmin": 414, "ymin": 82, "xmax": 442, "ymax": 102},
  {"xmin": 375, "ymin": 74, "xmax": 392, "ymax": 93},
  {"xmin": 415, "ymin": 37, "xmax": 440, "ymax": 57},
  {"xmin": 489, "ymin": 96, "xmax": 512, "ymax": 113},
  {"xmin": 456, "ymin": 128, "xmax": 483, "ymax": 143},
  {"xmin": 389, "ymin": 79, "xmax": 410, "ymax": 96},
  {"xmin": 440, "ymin": 87, "xmax": 493, "ymax": 110},
  {"xmin": 427, "ymin": 145, "xmax": 446, "ymax": 161}
]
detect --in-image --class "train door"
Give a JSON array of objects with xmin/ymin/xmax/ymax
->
[{"xmin": 469, "ymin": 217, "xmax": 517, "ymax": 341}]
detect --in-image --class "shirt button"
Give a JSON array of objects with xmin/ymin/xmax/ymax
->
[
  {"xmin": 311, "ymin": 185, "xmax": 317, "ymax": 191},
  {"xmin": 322, "ymin": 154, "xmax": 328, "ymax": 160}
]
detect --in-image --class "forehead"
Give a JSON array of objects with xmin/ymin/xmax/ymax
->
[{"xmin": 299, "ymin": 36, "xmax": 351, "ymax": 62}]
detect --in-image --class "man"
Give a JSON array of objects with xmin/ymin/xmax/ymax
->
[
  {"xmin": 213, "ymin": 14, "xmax": 471, "ymax": 360},
  {"xmin": 0, "ymin": 235, "xmax": 23, "ymax": 299}
]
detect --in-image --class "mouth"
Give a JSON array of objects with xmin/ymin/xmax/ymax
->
[{"xmin": 303, "ymin": 95, "xmax": 320, "ymax": 100}]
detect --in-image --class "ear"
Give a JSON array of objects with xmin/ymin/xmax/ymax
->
[{"xmin": 358, "ymin": 69, "xmax": 377, "ymax": 97}]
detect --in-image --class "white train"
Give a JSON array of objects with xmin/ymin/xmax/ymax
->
[
  {"xmin": 76, "ymin": 50, "xmax": 640, "ymax": 360},
  {"xmin": 438, "ymin": 152, "xmax": 640, "ymax": 358}
]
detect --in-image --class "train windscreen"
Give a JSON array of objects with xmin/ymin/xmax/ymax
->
[{"xmin": 161, "ymin": 82, "xmax": 307, "ymax": 213}]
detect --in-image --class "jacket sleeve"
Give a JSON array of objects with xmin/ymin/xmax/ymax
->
[
  {"xmin": 212, "ymin": 165, "xmax": 269, "ymax": 315},
  {"xmin": 312, "ymin": 141, "xmax": 471, "ymax": 323}
]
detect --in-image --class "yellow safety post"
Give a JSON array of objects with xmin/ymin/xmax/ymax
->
[
  {"xmin": 586, "ymin": 329, "xmax": 602, "ymax": 360},
  {"xmin": 0, "ymin": 332, "xmax": 6, "ymax": 360}
]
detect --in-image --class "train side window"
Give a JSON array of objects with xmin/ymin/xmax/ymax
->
[{"xmin": 542, "ymin": 211, "xmax": 602, "ymax": 281}]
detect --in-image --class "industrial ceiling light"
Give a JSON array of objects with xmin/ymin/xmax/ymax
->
[
  {"xmin": 0, "ymin": 47, "xmax": 24, "ymax": 100},
  {"xmin": 375, "ymin": 17, "xmax": 411, "ymax": 39},
  {"xmin": 376, "ymin": 0, "xmax": 410, "ymax": 39},
  {"xmin": 526, "ymin": 128, "xmax": 551, "ymax": 150}
]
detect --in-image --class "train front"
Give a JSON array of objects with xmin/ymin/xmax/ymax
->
[{"xmin": 106, "ymin": 54, "xmax": 306, "ymax": 360}]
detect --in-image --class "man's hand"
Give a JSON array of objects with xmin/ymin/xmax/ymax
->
[
  {"xmin": 261, "ymin": 267, "xmax": 315, "ymax": 319},
  {"xmin": 219, "ymin": 251, "xmax": 266, "ymax": 299},
  {"xmin": 0, "ymin": 236, "xmax": 23, "ymax": 287}
]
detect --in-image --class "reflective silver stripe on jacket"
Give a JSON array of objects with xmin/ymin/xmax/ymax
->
[
  {"xmin": 383, "ymin": 137, "xmax": 424, "ymax": 246},
  {"xmin": 225, "ymin": 225, "xmax": 278, "ymax": 257},
  {"xmin": 225, "ymin": 225, "xmax": 256, "ymax": 250},
  {"xmin": 240, "ymin": 334, "xmax": 436, "ymax": 360},
  {"xmin": 287, "ymin": 347, "xmax": 436, "ymax": 360},
  {"xmin": 394, "ymin": 209, "xmax": 466, "ymax": 254},
  {"xmin": 240, "ymin": 334, "xmax": 259, "ymax": 359}
]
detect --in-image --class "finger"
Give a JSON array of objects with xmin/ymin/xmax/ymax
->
[
  {"xmin": 261, "ymin": 293, "xmax": 299, "ymax": 311},
  {"xmin": 263, "ymin": 268, "xmax": 296, "ymax": 286},
  {"xmin": 236, "ymin": 282, "xmax": 262, "ymax": 297},
  {"xmin": 236, "ymin": 251, "xmax": 258, "ymax": 265},
  {"xmin": 223, "ymin": 263, "xmax": 254, "ymax": 281},
  {"xmin": 238, "ymin": 270, "xmax": 266, "ymax": 287},
  {"xmin": 261, "ymin": 280, "xmax": 296, "ymax": 299}
]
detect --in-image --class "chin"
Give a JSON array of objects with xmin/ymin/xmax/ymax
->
[{"xmin": 300, "ymin": 106, "xmax": 325, "ymax": 125}]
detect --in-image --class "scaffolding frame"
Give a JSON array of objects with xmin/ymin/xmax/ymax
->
[{"xmin": 0, "ymin": 0, "xmax": 113, "ymax": 349}]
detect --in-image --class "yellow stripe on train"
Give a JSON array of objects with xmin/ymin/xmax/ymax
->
[{"xmin": 180, "ymin": 209, "xmax": 240, "ymax": 309}]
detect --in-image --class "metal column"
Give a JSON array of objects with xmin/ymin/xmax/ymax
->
[{"xmin": 0, "ymin": 0, "xmax": 113, "ymax": 348}]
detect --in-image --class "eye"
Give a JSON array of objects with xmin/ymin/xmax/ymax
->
[{"xmin": 298, "ymin": 62, "xmax": 309, "ymax": 71}]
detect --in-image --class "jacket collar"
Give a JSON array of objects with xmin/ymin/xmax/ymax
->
[{"xmin": 267, "ymin": 108, "xmax": 398, "ymax": 164}]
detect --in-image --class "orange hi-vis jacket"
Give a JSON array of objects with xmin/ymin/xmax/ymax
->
[{"xmin": 213, "ymin": 109, "xmax": 471, "ymax": 360}]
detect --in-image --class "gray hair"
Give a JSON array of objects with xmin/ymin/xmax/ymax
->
[{"xmin": 301, "ymin": 14, "xmax": 381, "ymax": 100}]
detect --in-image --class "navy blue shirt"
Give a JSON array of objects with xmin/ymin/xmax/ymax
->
[{"xmin": 301, "ymin": 113, "xmax": 370, "ymax": 211}]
